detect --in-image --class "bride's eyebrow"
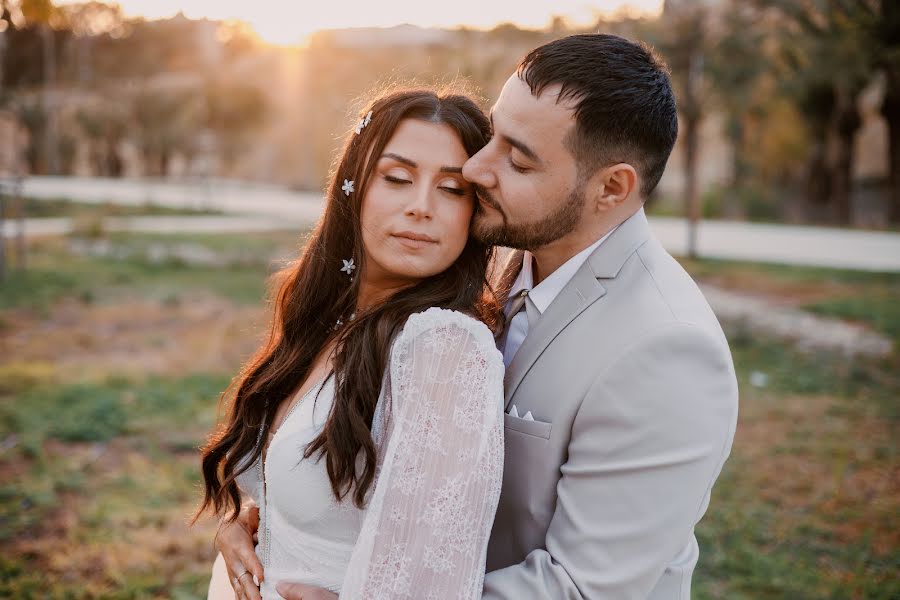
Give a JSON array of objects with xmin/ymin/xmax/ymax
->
[{"xmin": 381, "ymin": 152, "xmax": 463, "ymax": 174}]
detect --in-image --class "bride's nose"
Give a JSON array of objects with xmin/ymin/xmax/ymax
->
[{"xmin": 404, "ymin": 183, "xmax": 435, "ymax": 219}]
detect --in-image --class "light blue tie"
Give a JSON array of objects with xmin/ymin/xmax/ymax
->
[{"xmin": 501, "ymin": 289, "xmax": 540, "ymax": 352}]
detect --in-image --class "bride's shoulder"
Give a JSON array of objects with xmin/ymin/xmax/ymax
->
[{"xmin": 396, "ymin": 307, "xmax": 498, "ymax": 353}]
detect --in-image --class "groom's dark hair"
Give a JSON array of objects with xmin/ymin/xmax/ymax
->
[{"xmin": 518, "ymin": 33, "xmax": 677, "ymax": 198}]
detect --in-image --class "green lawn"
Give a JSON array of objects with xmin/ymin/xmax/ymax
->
[
  {"xmin": 0, "ymin": 238, "xmax": 897, "ymax": 598},
  {"xmin": 679, "ymin": 259, "xmax": 899, "ymax": 599},
  {"xmin": 0, "ymin": 232, "xmax": 303, "ymax": 314}
]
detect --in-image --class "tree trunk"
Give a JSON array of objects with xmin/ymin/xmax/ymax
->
[
  {"xmin": 725, "ymin": 114, "xmax": 747, "ymax": 218},
  {"xmin": 683, "ymin": 48, "xmax": 703, "ymax": 258},
  {"xmin": 684, "ymin": 113, "xmax": 701, "ymax": 255},
  {"xmin": 806, "ymin": 130, "xmax": 831, "ymax": 213},
  {"xmin": 0, "ymin": 191, "xmax": 6, "ymax": 282},
  {"xmin": 882, "ymin": 67, "xmax": 900, "ymax": 225},
  {"xmin": 41, "ymin": 25, "xmax": 59, "ymax": 175},
  {"xmin": 830, "ymin": 90, "xmax": 861, "ymax": 225},
  {"xmin": 14, "ymin": 178, "xmax": 24, "ymax": 271}
]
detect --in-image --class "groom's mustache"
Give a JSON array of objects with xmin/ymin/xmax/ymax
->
[{"xmin": 473, "ymin": 185, "xmax": 501, "ymax": 211}]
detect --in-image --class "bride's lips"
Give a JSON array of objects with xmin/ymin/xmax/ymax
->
[{"xmin": 392, "ymin": 231, "xmax": 439, "ymax": 249}]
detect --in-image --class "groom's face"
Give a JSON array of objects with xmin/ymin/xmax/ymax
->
[{"xmin": 464, "ymin": 74, "xmax": 585, "ymax": 250}]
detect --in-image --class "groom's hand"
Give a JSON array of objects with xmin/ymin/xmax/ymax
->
[
  {"xmin": 275, "ymin": 582, "xmax": 338, "ymax": 600},
  {"xmin": 215, "ymin": 500, "xmax": 264, "ymax": 600}
]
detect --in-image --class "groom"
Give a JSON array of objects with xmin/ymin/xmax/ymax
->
[{"xmin": 275, "ymin": 33, "xmax": 738, "ymax": 599}]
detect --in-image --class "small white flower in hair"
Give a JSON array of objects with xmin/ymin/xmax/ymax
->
[
  {"xmin": 354, "ymin": 110, "xmax": 373, "ymax": 134},
  {"xmin": 341, "ymin": 258, "xmax": 356, "ymax": 275},
  {"xmin": 342, "ymin": 179, "xmax": 355, "ymax": 196}
]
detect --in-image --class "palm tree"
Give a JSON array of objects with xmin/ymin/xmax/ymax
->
[
  {"xmin": 706, "ymin": 3, "xmax": 769, "ymax": 217},
  {"xmin": 20, "ymin": 0, "xmax": 60, "ymax": 174},
  {"xmin": 760, "ymin": 0, "xmax": 875, "ymax": 224},
  {"xmin": 871, "ymin": 0, "xmax": 900, "ymax": 224},
  {"xmin": 658, "ymin": 1, "xmax": 711, "ymax": 257}
]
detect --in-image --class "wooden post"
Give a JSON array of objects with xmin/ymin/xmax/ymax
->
[
  {"xmin": 0, "ymin": 185, "xmax": 6, "ymax": 283},
  {"xmin": 14, "ymin": 176, "xmax": 24, "ymax": 271}
]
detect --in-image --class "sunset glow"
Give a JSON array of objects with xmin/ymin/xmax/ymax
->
[{"xmin": 56, "ymin": 0, "xmax": 664, "ymax": 45}]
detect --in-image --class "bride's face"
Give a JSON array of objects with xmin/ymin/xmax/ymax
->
[{"xmin": 359, "ymin": 118, "xmax": 476, "ymax": 286}]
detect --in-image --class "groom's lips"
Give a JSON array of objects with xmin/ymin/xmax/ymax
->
[{"xmin": 474, "ymin": 186, "xmax": 500, "ymax": 210}]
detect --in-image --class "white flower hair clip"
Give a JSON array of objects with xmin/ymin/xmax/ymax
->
[
  {"xmin": 340, "ymin": 258, "xmax": 356, "ymax": 276},
  {"xmin": 354, "ymin": 110, "xmax": 373, "ymax": 135},
  {"xmin": 334, "ymin": 312, "xmax": 357, "ymax": 330},
  {"xmin": 342, "ymin": 179, "xmax": 355, "ymax": 196}
]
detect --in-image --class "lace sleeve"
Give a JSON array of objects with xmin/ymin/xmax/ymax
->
[{"xmin": 340, "ymin": 308, "xmax": 505, "ymax": 600}]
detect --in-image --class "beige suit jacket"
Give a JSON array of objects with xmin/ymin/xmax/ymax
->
[{"xmin": 482, "ymin": 209, "xmax": 739, "ymax": 599}]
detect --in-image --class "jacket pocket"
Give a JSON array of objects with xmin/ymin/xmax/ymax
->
[{"xmin": 503, "ymin": 412, "xmax": 552, "ymax": 439}]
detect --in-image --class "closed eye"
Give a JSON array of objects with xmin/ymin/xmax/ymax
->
[
  {"xmin": 439, "ymin": 186, "xmax": 466, "ymax": 196},
  {"xmin": 509, "ymin": 157, "xmax": 530, "ymax": 174},
  {"xmin": 384, "ymin": 175, "xmax": 411, "ymax": 185}
]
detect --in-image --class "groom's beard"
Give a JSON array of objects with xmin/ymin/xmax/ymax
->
[{"xmin": 472, "ymin": 184, "xmax": 585, "ymax": 251}]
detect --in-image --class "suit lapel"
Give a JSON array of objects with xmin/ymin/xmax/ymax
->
[{"xmin": 503, "ymin": 209, "xmax": 652, "ymax": 408}]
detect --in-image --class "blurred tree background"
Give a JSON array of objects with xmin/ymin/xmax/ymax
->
[{"xmin": 0, "ymin": 0, "xmax": 897, "ymax": 227}]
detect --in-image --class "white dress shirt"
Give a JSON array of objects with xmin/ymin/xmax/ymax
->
[{"xmin": 500, "ymin": 210, "xmax": 639, "ymax": 366}]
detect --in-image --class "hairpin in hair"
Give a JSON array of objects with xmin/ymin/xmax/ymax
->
[{"xmin": 354, "ymin": 110, "xmax": 374, "ymax": 135}]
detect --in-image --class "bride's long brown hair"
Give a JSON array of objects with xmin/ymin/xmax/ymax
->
[{"xmin": 192, "ymin": 87, "xmax": 500, "ymax": 525}]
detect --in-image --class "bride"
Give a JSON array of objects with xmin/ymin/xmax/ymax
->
[{"xmin": 192, "ymin": 87, "xmax": 505, "ymax": 599}]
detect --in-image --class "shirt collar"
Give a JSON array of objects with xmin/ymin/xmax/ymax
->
[{"xmin": 507, "ymin": 209, "xmax": 639, "ymax": 315}]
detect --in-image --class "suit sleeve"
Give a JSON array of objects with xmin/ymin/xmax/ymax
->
[{"xmin": 483, "ymin": 322, "xmax": 739, "ymax": 599}]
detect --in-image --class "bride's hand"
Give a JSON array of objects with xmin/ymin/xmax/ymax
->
[
  {"xmin": 216, "ymin": 500, "xmax": 264, "ymax": 600},
  {"xmin": 275, "ymin": 582, "xmax": 338, "ymax": 600}
]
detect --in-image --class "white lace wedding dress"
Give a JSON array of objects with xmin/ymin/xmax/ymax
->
[{"xmin": 206, "ymin": 308, "xmax": 505, "ymax": 600}]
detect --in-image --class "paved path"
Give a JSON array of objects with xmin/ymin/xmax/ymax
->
[
  {"xmin": 648, "ymin": 217, "xmax": 900, "ymax": 272},
  {"xmin": 18, "ymin": 176, "xmax": 322, "ymax": 221},
  {"xmin": 3, "ymin": 215, "xmax": 299, "ymax": 238},
  {"xmin": 10, "ymin": 176, "xmax": 900, "ymax": 272}
]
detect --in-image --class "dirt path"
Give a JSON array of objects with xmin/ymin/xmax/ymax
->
[{"xmin": 701, "ymin": 284, "xmax": 893, "ymax": 357}]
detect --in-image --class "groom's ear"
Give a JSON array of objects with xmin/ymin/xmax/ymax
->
[{"xmin": 590, "ymin": 163, "xmax": 637, "ymax": 212}]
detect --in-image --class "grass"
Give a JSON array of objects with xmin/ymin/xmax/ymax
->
[
  {"xmin": 0, "ymin": 239, "xmax": 897, "ymax": 598},
  {"xmin": 0, "ymin": 372, "xmax": 230, "ymax": 599},
  {"xmin": 681, "ymin": 257, "xmax": 900, "ymax": 344},
  {"xmin": 14, "ymin": 197, "xmax": 224, "ymax": 219},
  {"xmin": 805, "ymin": 293, "xmax": 900, "ymax": 344},
  {"xmin": 0, "ymin": 231, "xmax": 303, "ymax": 312},
  {"xmin": 679, "ymin": 257, "xmax": 900, "ymax": 290},
  {"xmin": 677, "ymin": 260, "xmax": 900, "ymax": 599},
  {"xmin": 694, "ymin": 384, "xmax": 899, "ymax": 599}
]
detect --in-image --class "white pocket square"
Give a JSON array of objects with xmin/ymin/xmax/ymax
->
[{"xmin": 507, "ymin": 405, "xmax": 535, "ymax": 421}]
